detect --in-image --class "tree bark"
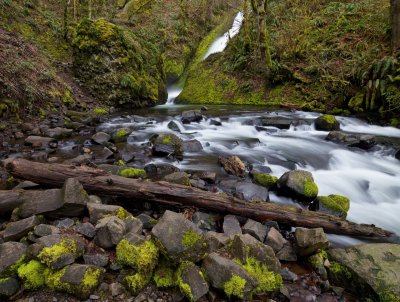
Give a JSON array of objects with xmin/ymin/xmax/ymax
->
[
  {"xmin": 5, "ymin": 159, "xmax": 394, "ymax": 238},
  {"xmin": 392, "ymin": 0, "xmax": 400, "ymax": 55}
]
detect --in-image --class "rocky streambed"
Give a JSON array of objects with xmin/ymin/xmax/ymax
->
[{"xmin": 0, "ymin": 106, "xmax": 400, "ymax": 301}]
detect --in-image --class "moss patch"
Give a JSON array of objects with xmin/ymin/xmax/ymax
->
[
  {"xmin": 124, "ymin": 273, "xmax": 151, "ymax": 295},
  {"xmin": 254, "ymin": 173, "xmax": 278, "ymax": 188},
  {"xmin": 37, "ymin": 239, "xmax": 77, "ymax": 268},
  {"xmin": 329, "ymin": 261, "xmax": 352, "ymax": 279},
  {"xmin": 303, "ymin": 179, "xmax": 319, "ymax": 199},
  {"xmin": 17, "ymin": 260, "xmax": 46, "ymax": 290},
  {"xmin": 153, "ymin": 267, "xmax": 176, "ymax": 288},
  {"xmin": 223, "ymin": 275, "xmax": 247, "ymax": 299},
  {"xmin": 181, "ymin": 229, "xmax": 201, "ymax": 248},
  {"xmin": 116, "ymin": 239, "xmax": 159, "ymax": 273},
  {"xmin": 120, "ymin": 168, "xmax": 146, "ymax": 179},
  {"xmin": 318, "ymin": 194, "xmax": 350, "ymax": 217}
]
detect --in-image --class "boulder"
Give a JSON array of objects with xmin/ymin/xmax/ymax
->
[
  {"xmin": 328, "ymin": 243, "xmax": 400, "ymax": 301},
  {"xmin": 210, "ymin": 119, "xmax": 222, "ymax": 126},
  {"xmin": 183, "ymin": 140, "xmax": 203, "ymax": 153},
  {"xmin": 326, "ymin": 131, "xmax": 376, "ymax": 150},
  {"xmin": 177, "ymin": 262, "xmax": 209, "ymax": 301},
  {"xmin": 87, "ymin": 203, "xmax": 124, "ymax": 224},
  {"xmin": 91, "ymin": 132, "xmax": 111, "ymax": 145},
  {"xmin": 219, "ymin": 180, "xmax": 269, "ymax": 202},
  {"xmin": 205, "ymin": 231, "xmax": 230, "ymax": 253},
  {"xmin": 193, "ymin": 171, "xmax": 217, "ymax": 184},
  {"xmin": 250, "ymin": 117, "xmax": 293, "ymax": 129},
  {"xmin": 295, "ymin": 227, "xmax": 329, "ymax": 256},
  {"xmin": 277, "ymin": 170, "xmax": 318, "ymax": 203},
  {"xmin": 167, "ymin": 121, "xmax": 181, "ymax": 132},
  {"xmin": 202, "ymin": 253, "xmax": 257, "ymax": 300},
  {"xmin": 0, "ymin": 277, "xmax": 19, "ymax": 297},
  {"xmin": 24, "ymin": 136, "xmax": 57, "ymax": 148},
  {"xmin": 218, "ymin": 156, "xmax": 246, "ymax": 177},
  {"xmin": 314, "ymin": 115, "xmax": 340, "ymax": 131},
  {"xmin": 151, "ymin": 134, "xmax": 184, "ymax": 159},
  {"xmin": 242, "ymin": 219, "xmax": 268, "ymax": 242},
  {"xmin": 34, "ymin": 224, "xmax": 60, "ymax": 237},
  {"xmin": 151, "ymin": 210, "xmax": 208, "ymax": 263},
  {"xmin": 136, "ymin": 213, "xmax": 157, "ymax": 229},
  {"xmin": 0, "ymin": 242, "xmax": 27, "ymax": 277},
  {"xmin": 144, "ymin": 163, "xmax": 180, "ymax": 179},
  {"xmin": 315, "ymin": 194, "xmax": 350, "ymax": 218},
  {"xmin": 181, "ymin": 110, "xmax": 203, "ymax": 124},
  {"xmin": 44, "ymin": 127, "xmax": 73, "ymax": 139},
  {"xmin": 83, "ymin": 254, "xmax": 109, "ymax": 267},
  {"xmin": 94, "ymin": 216, "xmax": 127, "ymax": 249},
  {"xmin": 163, "ymin": 172, "xmax": 191, "ymax": 186},
  {"xmin": 59, "ymin": 178, "xmax": 89, "ymax": 217},
  {"xmin": 264, "ymin": 227, "xmax": 288, "ymax": 253},
  {"xmin": 223, "ymin": 215, "xmax": 242, "ymax": 237},
  {"xmin": 112, "ymin": 128, "xmax": 130, "ymax": 143},
  {"xmin": 75, "ymin": 222, "xmax": 96, "ymax": 238},
  {"xmin": 230, "ymin": 234, "xmax": 281, "ymax": 273},
  {"xmin": 124, "ymin": 216, "xmax": 143, "ymax": 235},
  {"xmin": 277, "ymin": 243, "xmax": 297, "ymax": 261},
  {"xmin": 3, "ymin": 215, "xmax": 41, "ymax": 241}
]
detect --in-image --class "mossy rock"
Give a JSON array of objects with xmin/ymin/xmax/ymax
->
[
  {"xmin": 277, "ymin": 170, "xmax": 318, "ymax": 203},
  {"xmin": 119, "ymin": 167, "xmax": 146, "ymax": 179},
  {"xmin": 314, "ymin": 114, "xmax": 340, "ymax": 131},
  {"xmin": 316, "ymin": 194, "xmax": 350, "ymax": 218},
  {"xmin": 254, "ymin": 173, "xmax": 278, "ymax": 188},
  {"xmin": 151, "ymin": 133, "xmax": 184, "ymax": 160},
  {"xmin": 17, "ymin": 260, "xmax": 46, "ymax": 290},
  {"xmin": 112, "ymin": 128, "xmax": 130, "ymax": 143}
]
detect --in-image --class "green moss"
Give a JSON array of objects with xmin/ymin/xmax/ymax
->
[
  {"xmin": 44, "ymin": 267, "xmax": 67, "ymax": 292},
  {"xmin": 303, "ymin": 179, "xmax": 319, "ymax": 198},
  {"xmin": 37, "ymin": 239, "xmax": 77, "ymax": 268},
  {"xmin": 223, "ymin": 275, "xmax": 247, "ymax": 299},
  {"xmin": 62, "ymin": 89, "xmax": 75, "ymax": 105},
  {"xmin": 320, "ymin": 114, "xmax": 337, "ymax": 126},
  {"xmin": 116, "ymin": 239, "xmax": 159, "ymax": 273},
  {"xmin": 94, "ymin": 107, "xmax": 108, "ymax": 116},
  {"xmin": 153, "ymin": 267, "xmax": 176, "ymax": 288},
  {"xmin": 80, "ymin": 266, "xmax": 102, "ymax": 295},
  {"xmin": 329, "ymin": 261, "xmax": 352, "ymax": 279},
  {"xmin": 115, "ymin": 207, "xmax": 133, "ymax": 220},
  {"xmin": 318, "ymin": 194, "xmax": 350, "ymax": 217},
  {"xmin": 176, "ymin": 262, "xmax": 194, "ymax": 301},
  {"xmin": 240, "ymin": 257, "xmax": 282, "ymax": 294},
  {"xmin": 116, "ymin": 159, "xmax": 126, "ymax": 166},
  {"xmin": 114, "ymin": 129, "xmax": 130, "ymax": 143},
  {"xmin": 254, "ymin": 173, "xmax": 278, "ymax": 188},
  {"xmin": 162, "ymin": 135, "xmax": 173, "ymax": 144},
  {"xmin": 181, "ymin": 229, "xmax": 201, "ymax": 248},
  {"xmin": 17, "ymin": 260, "xmax": 46, "ymax": 290},
  {"xmin": 120, "ymin": 168, "xmax": 146, "ymax": 179},
  {"xmin": 379, "ymin": 291, "xmax": 400, "ymax": 302},
  {"xmin": 124, "ymin": 272, "xmax": 150, "ymax": 295}
]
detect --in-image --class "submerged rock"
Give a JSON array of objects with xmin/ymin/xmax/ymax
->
[
  {"xmin": 277, "ymin": 170, "xmax": 318, "ymax": 203},
  {"xmin": 314, "ymin": 115, "xmax": 340, "ymax": 131},
  {"xmin": 395, "ymin": 149, "xmax": 400, "ymax": 160},
  {"xmin": 183, "ymin": 139, "xmax": 203, "ymax": 152},
  {"xmin": 326, "ymin": 131, "xmax": 376, "ymax": 150},
  {"xmin": 328, "ymin": 243, "xmax": 400, "ymax": 301},
  {"xmin": 218, "ymin": 156, "xmax": 246, "ymax": 177}
]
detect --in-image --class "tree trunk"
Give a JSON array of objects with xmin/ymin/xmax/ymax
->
[
  {"xmin": 5, "ymin": 159, "xmax": 394, "ymax": 238},
  {"xmin": 392, "ymin": 0, "xmax": 400, "ymax": 55}
]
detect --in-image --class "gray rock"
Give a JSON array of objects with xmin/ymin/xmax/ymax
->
[
  {"xmin": 94, "ymin": 216, "xmax": 126, "ymax": 249},
  {"xmin": 264, "ymin": 227, "xmax": 287, "ymax": 253},
  {"xmin": 177, "ymin": 262, "xmax": 209, "ymax": 301},
  {"xmin": 54, "ymin": 218, "xmax": 75, "ymax": 229},
  {"xmin": 45, "ymin": 127, "xmax": 73, "ymax": 139},
  {"xmin": 24, "ymin": 136, "xmax": 57, "ymax": 148},
  {"xmin": 91, "ymin": 132, "xmax": 111, "ymax": 145},
  {"xmin": 14, "ymin": 181, "xmax": 40, "ymax": 190},
  {"xmin": 205, "ymin": 231, "xmax": 230, "ymax": 253},
  {"xmin": 202, "ymin": 253, "xmax": 257, "ymax": 300},
  {"xmin": 230, "ymin": 234, "xmax": 281, "ymax": 273},
  {"xmin": 83, "ymin": 254, "xmax": 109, "ymax": 267},
  {"xmin": 87, "ymin": 203, "xmax": 122, "ymax": 224},
  {"xmin": 167, "ymin": 121, "xmax": 181, "ymax": 132},
  {"xmin": 242, "ymin": 219, "xmax": 268, "ymax": 242},
  {"xmin": 34, "ymin": 224, "xmax": 60, "ymax": 237},
  {"xmin": 3, "ymin": 215, "xmax": 41, "ymax": 241},
  {"xmin": 110, "ymin": 282, "xmax": 125, "ymax": 297},
  {"xmin": 59, "ymin": 178, "xmax": 89, "ymax": 217},
  {"xmin": 277, "ymin": 170, "xmax": 318, "ymax": 203},
  {"xmin": 280, "ymin": 267, "xmax": 298, "ymax": 282},
  {"xmin": 183, "ymin": 140, "xmax": 203, "ymax": 153},
  {"xmin": 328, "ymin": 243, "xmax": 400, "ymax": 301},
  {"xmin": 75, "ymin": 222, "xmax": 96, "ymax": 238},
  {"xmin": 277, "ymin": 242, "xmax": 298, "ymax": 261},
  {"xmin": 193, "ymin": 171, "xmax": 217, "ymax": 184},
  {"xmin": 326, "ymin": 131, "xmax": 376, "ymax": 150},
  {"xmin": 295, "ymin": 227, "xmax": 329, "ymax": 256},
  {"xmin": 253, "ymin": 117, "xmax": 292, "ymax": 129},
  {"xmin": 190, "ymin": 178, "xmax": 207, "ymax": 190},
  {"xmin": 124, "ymin": 216, "xmax": 143, "ymax": 235},
  {"xmin": 144, "ymin": 163, "xmax": 180, "ymax": 179},
  {"xmin": 219, "ymin": 180, "xmax": 269, "ymax": 202},
  {"xmin": 192, "ymin": 212, "xmax": 219, "ymax": 231},
  {"xmin": 151, "ymin": 210, "xmax": 208, "ymax": 263},
  {"xmin": 181, "ymin": 110, "xmax": 203, "ymax": 124},
  {"xmin": 136, "ymin": 214, "xmax": 157, "ymax": 229},
  {"xmin": 151, "ymin": 134, "xmax": 184, "ymax": 159},
  {"xmin": 223, "ymin": 215, "xmax": 242, "ymax": 237},
  {"xmin": 0, "ymin": 277, "xmax": 20, "ymax": 297},
  {"xmin": 163, "ymin": 172, "xmax": 191, "ymax": 186},
  {"xmin": 0, "ymin": 242, "xmax": 27, "ymax": 277}
]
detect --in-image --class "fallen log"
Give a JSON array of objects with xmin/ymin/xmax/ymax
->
[{"xmin": 6, "ymin": 158, "xmax": 393, "ymax": 238}]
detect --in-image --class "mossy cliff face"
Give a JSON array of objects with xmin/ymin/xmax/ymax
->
[{"xmin": 72, "ymin": 18, "xmax": 165, "ymax": 108}]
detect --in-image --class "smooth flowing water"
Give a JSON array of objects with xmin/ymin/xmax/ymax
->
[{"xmin": 98, "ymin": 106, "xmax": 400, "ymax": 245}]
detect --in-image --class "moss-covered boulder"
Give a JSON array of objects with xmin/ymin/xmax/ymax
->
[
  {"xmin": 0, "ymin": 242, "xmax": 27, "ymax": 278},
  {"xmin": 72, "ymin": 18, "xmax": 165, "ymax": 108},
  {"xmin": 112, "ymin": 128, "xmax": 131, "ymax": 143},
  {"xmin": 151, "ymin": 134, "xmax": 184, "ymax": 160},
  {"xmin": 254, "ymin": 173, "xmax": 278, "ymax": 189},
  {"xmin": 328, "ymin": 244, "xmax": 400, "ymax": 302},
  {"xmin": 315, "ymin": 194, "xmax": 350, "ymax": 218},
  {"xmin": 314, "ymin": 114, "xmax": 340, "ymax": 131},
  {"xmin": 277, "ymin": 170, "xmax": 318, "ymax": 203},
  {"xmin": 177, "ymin": 261, "xmax": 209, "ymax": 302},
  {"xmin": 295, "ymin": 228, "xmax": 329, "ymax": 256},
  {"xmin": 17, "ymin": 260, "xmax": 46, "ymax": 290}
]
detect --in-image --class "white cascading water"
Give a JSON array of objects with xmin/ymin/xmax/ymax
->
[
  {"xmin": 99, "ymin": 110, "xmax": 400, "ymax": 245},
  {"xmin": 163, "ymin": 11, "xmax": 244, "ymax": 105}
]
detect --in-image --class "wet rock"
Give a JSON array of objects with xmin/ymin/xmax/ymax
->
[
  {"xmin": 242, "ymin": 219, "xmax": 267, "ymax": 242},
  {"xmin": 112, "ymin": 128, "xmax": 130, "ymax": 143},
  {"xmin": 24, "ymin": 136, "xmax": 57, "ymax": 148},
  {"xmin": 34, "ymin": 224, "xmax": 60, "ymax": 237},
  {"xmin": 314, "ymin": 195, "xmax": 350, "ymax": 218},
  {"xmin": 163, "ymin": 172, "xmax": 191, "ymax": 186},
  {"xmin": 92, "ymin": 147, "xmax": 114, "ymax": 162},
  {"xmin": 167, "ymin": 121, "xmax": 181, "ymax": 132},
  {"xmin": 151, "ymin": 210, "xmax": 208, "ymax": 263},
  {"xmin": 144, "ymin": 163, "xmax": 180, "ymax": 179},
  {"xmin": 223, "ymin": 215, "xmax": 242, "ymax": 237},
  {"xmin": 209, "ymin": 119, "xmax": 222, "ymax": 126},
  {"xmin": 314, "ymin": 115, "xmax": 340, "ymax": 131},
  {"xmin": 75, "ymin": 222, "xmax": 96, "ymax": 238},
  {"xmin": 83, "ymin": 254, "xmax": 109, "ymax": 267},
  {"xmin": 328, "ymin": 243, "xmax": 400, "ymax": 301},
  {"xmin": 91, "ymin": 132, "xmax": 111, "ymax": 145},
  {"xmin": 181, "ymin": 110, "xmax": 203, "ymax": 124},
  {"xmin": 0, "ymin": 242, "xmax": 27, "ymax": 277},
  {"xmin": 3, "ymin": 215, "xmax": 41, "ymax": 241},
  {"xmin": 230, "ymin": 234, "xmax": 281, "ymax": 273},
  {"xmin": 395, "ymin": 149, "xmax": 400, "ymax": 160},
  {"xmin": 326, "ymin": 131, "xmax": 376, "ymax": 150},
  {"xmin": 183, "ymin": 140, "xmax": 203, "ymax": 152},
  {"xmin": 308, "ymin": 253, "xmax": 328, "ymax": 280},
  {"xmin": 205, "ymin": 231, "xmax": 230, "ymax": 252},
  {"xmin": 202, "ymin": 253, "xmax": 257, "ymax": 300},
  {"xmin": 192, "ymin": 212, "xmax": 219, "ymax": 231},
  {"xmin": 218, "ymin": 156, "xmax": 246, "ymax": 177},
  {"xmin": 352, "ymin": 134, "xmax": 376, "ymax": 150},
  {"xmin": 190, "ymin": 178, "xmax": 207, "ymax": 190},
  {"xmin": 44, "ymin": 127, "xmax": 73, "ymax": 139},
  {"xmin": 0, "ymin": 277, "xmax": 19, "ymax": 297},
  {"xmin": 264, "ymin": 227, "xmax": 288, "ymax": 253},
  {"xmin": 219, "ymin": 179, "xmax": 269, "ymax": 202},
  {"xmin": 151, "ymin": 133, "xmax": 183, "ymax": 159},
  {"xmin": 253, "ymin": 117, "xmax": 293, "ymax": 129},
  {"xmin": 277, "ymin": 170, "xmax": 318, "ymax": 203},
  {"xmin": 94, "ymin": 216, "xmax": 127, "ymax": 249},
  {"xmin": 87, "ymin": 203, "xmax": 124, "ymax": 224},
  {"xmin": 295, "ymin": 227, "xmax": 329, "ymax": 256},
  {"xmin": 136, "ymin": 213, "xmax": 157, "ymax": 229},
  {"xmin": 177, "ymin": 262, "xmax": 209, "ymax": 301}
]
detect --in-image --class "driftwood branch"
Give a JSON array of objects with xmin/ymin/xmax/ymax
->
[{"xmin": 5, "ymin": 159, "xmax": 393, "ymax": 238}]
